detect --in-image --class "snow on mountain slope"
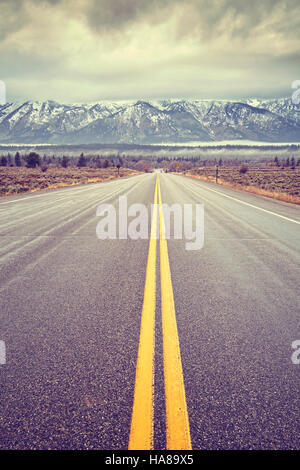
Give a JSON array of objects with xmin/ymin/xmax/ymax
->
[{"xmin": 0, "ymin": 98, "xmax": 299, "ymax": 144}]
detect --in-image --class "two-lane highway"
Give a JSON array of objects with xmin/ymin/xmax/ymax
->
[{"xmin": 0, "ymin": 172, "xmax": 299, "ymax": 449}]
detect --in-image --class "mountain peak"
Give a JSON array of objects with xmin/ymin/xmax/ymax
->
[{"xmin": 0, "ymin": 98, "xmax": 299, "ymax": 144}]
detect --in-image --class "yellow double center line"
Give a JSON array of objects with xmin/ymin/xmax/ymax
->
[{"xmin": 129, "ymin": 175, "xmax": 192, "ymax": 450}]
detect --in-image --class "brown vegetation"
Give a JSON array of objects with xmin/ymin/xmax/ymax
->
[
  {"xmin": 0, "ymin": 166, "xmax": 140, "ymax": 196},
  {"xmin": 183, "ymin": 166, "xmax": 300, "ymax": 205}
]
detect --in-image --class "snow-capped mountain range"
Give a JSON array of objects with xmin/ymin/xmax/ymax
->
[{"xmin": 0, "ymin": 98, "xmax": 299, "ymax": 144}]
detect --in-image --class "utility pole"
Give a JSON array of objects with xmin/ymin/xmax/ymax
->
[{"xmin": 216, "ymin": 164, "xmax": 219, "ymax": 184}]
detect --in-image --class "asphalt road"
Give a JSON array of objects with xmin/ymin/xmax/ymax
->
[{"xmin": 0, "ymin": 172, "xmax": 299, "ymax": 450}]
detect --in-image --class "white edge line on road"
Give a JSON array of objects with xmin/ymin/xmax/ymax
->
[
  {"xmin": 0, "ymin": 185, "xmax": 104, "ymax": 205},
  {"xmin": 177, "ymin": 175, "xmax": 300, "ymax": 226}
]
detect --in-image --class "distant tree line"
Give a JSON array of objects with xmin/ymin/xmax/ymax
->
[
  {"xmin": 273, "ymin": 156, "xmax": 300, "ymax": 168},
  {"xmin": 0, "ymin": 152, "xmax": 126, "ymax": 170},
  {"xmin": 1, "ymin": 151, "xmax": 300, "ymax": 173}
]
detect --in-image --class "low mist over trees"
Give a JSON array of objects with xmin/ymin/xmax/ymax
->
[{"xmin": 0, "ymin": 144, "xmax": 300, "ymax": 174}]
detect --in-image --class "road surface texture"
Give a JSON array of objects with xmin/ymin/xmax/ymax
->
[{"xmin": 0, "ymin": 172, "xmax": 299, "ymax": 450}]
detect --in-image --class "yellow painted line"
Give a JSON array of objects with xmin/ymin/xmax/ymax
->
[
  {"xmin": 158, "ymin": 176, "xmax": 192, "ymax": 450},
  {"xmin": 128, "ymin": 177, "xmax": 158, "ymax": 450}
]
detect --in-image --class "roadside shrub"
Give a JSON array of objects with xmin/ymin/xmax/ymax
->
[
  {"xmin": 239, "ymin": 165, "xmax": 248, "ymax": 174},
  {"xmin": 7, "ymin": 185, "xmax": 29, "ymax": 193}
]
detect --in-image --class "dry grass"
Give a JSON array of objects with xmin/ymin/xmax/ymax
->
[
  {"xmin": 0, "ymin": 166, "xmax": 140, "ymax": 196},
  {"xmin": 183, "ymin": 166, "xmax": 300, "ymax": 205}
]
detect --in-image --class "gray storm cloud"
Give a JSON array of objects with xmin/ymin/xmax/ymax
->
[
  {"xmin": 0, "ymin": 0, "xmax": 299, "ymax": 102},
  {"xmin": 76, "ymin": 0, "xmax": 299, "ymax": 32},
  {"xmin": 68, "ymin": 0, "xmax": 300, "ymax": 38},
  {"xmin": 3, "ymin": 0, "xmax": 299, "ymax": 37}
]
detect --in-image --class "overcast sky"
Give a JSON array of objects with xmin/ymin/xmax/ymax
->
[{"xmin": 1, "ymin": 0, "xmax": 299, "ymax": 103}]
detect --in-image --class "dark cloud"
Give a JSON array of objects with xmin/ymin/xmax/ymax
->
[
  {"xmin": 0, "ymin": 0, "xmax": 27, "ymax": 40},
  {"xmin": 85, "ymin": 0, "xmax": 173, "ymax": 31},
  {"xmin": 82, "ymin": 0, "xmax": 300, "ymax": 42},
  {"xmin": 172, "ymin": 0, "xmax": 300, "ymax": 41},
  {"xmin": 1, "ymin": 0, "xmax": 300, "ymax": 42},
  {"xmin": 0, "ymin": 0, "xmax": 299, "ymax": 101},
  {"xmin": 0, "ymin": 0, "xmax": 61, "ymax": 40}
]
